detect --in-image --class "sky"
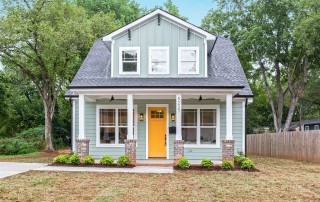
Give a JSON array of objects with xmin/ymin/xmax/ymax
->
[{"xmin": 136, "ymin": 0, "xmax": 217, "ymax": 26}]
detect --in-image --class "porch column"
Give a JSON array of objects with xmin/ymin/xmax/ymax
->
[
  {"xmin": 222, "ymin": 94, "xmax": 235, "ymax": 162},
  {"xmin": 125, "ymin": 94, "xmax": 137, "ymax": 165},
  {"xmin": 76, "ymin": 94, "xmax": 90, "ymax": 158},
  {"xmin": 174, "ymin": 94, "xmax": 184, "ymax": 164}
]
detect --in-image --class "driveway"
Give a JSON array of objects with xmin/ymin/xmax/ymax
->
[{"xmin": 0, "ymin": 162, "xmax": 47, "ymax": 179}]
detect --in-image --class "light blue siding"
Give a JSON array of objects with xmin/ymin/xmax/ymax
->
[
  {"xmin": 74, "ymin": 99, "xmax": 244, "ymax": 160},
  {"xmin": 113, "ymin": 17, "xmax": 206, "ymax": 77}
]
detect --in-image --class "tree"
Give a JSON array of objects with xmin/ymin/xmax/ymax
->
[
  {"xmin": 0, "ymin": 0, "xmax": 93, "ymax": 150},
  {"xmin": 202, "ymin": 0, "xmax": 318, "ymax": 132},
  {"xmin": 150, "ymin": 0, "xmax": 188, "ymax": 21}
]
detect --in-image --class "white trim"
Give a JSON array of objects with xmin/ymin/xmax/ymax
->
[
  {"xmin": 78, "ymin": 94, "xmax": 85, "ymax": 139},
  {"xmin": 178, "ymin": 47, "xmax": 200, "ymax": 75},
  {"xmin": 111, "ymin": 40, "xmax": 115, "ymax": 77},
  {"xmin": 242, "ymin": 100, "xmax": 245, "ymax": 154},
  {"xmin": 119, "ymin": 47, "xmax": 140, "ymax": 75},
  {"xmin": 96, "ymin": 104, "xmax": 138, "ymax": 148},
  {"xmin": 182, "ymin": 105, "xmax": 221, "ymax": 148},
  {"xmin": 127, "ymin": 94, "xmax": 134, "ymax": 139},
  {"xmin": 146, "ymin": 104, "xmax": 169, "ymax": 160},
  {"xmin": 226, "ymin": 94, "xmax": 233, "ymax": 140},
  {"xmin": 148, "ymin": 46, "xmax": 170, "ymax": 75},
  {"xmin": 72, "ymin": 100, "xmax": 76, "ymax": 152},
  {"xmin": 176, "ymin": 94, "xmax": 182, "ymax": 140},
  {"xmin": 103, "ymin": 9, "xmax": 215, "ymax": 41},
  {"xmin": 204, "ymin": 39, "xmax": 208, "ymax": 77}
]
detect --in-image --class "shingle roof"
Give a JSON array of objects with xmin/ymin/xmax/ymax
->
[
  {"xmin": 290, "ymin": 117, "xmax": 320, "ymax": 129},
  {"xmin": 66, "ymin": 37, "xmax": 253, "ymax": 97}
]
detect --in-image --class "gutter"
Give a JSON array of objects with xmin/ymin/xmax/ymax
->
[{"xmin": 245, "ymin": 98, "xmax": 248, "ymax": 157}]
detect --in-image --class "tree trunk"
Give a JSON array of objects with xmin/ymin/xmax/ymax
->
[
  {"xmin": 44, "ymin": 101, "xmax": 54, "ymax": 151},
  {"xmin": 283, "ymin": 96, "xmax": 299, "ymax": 132}
]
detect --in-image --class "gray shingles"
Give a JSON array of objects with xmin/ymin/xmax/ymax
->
[{"xmin": 67, "ymin": 37, "xmax": 253, "ymax": 97}]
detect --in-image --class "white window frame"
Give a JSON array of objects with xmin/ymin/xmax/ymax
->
[
  {"xmin": 96, "ymin": 105, "xmax": 138, "ymax": 147},
  {"xmin": 314, "ymin": 125, "xmax": 319, "ymax": 130},
  {"xmin": 305, "ymin": 126, "xmax": 309, "ymax": 131},
  {"xmin": 178, "ymin": 47, "xmax": 200, "ymax": 75},
  {"xmin": 119, "ymin": 47, "xmax": 140, "ymax": 75},
  {"xmin": 148, "ymin": 46, "xmax": 170, "ymax": 75},
  {"xmin": 182, "ymin": 105, "xmax": 220, "ymax": 148}
]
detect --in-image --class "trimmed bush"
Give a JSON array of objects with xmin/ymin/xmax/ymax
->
[
  {"xmin": 177, "ymin": 157, "xmax": 190, "ymax": 169},
  {"xmin": 100, "ymin": 155, "xmax": 114, "ymax": 166},
  {"xmin": 84, "ymin": 155, "xmax": 95, "ymax": 164},
  {"xmin": 234, "ymin": 156, "xmax": 247, "ymax": 165},
  {"xmin": 201, "ymin": 158, "xmax": 214, "ymax": 168},
  {"xmin": 68, "ymin": 154, "xmax": 80, "ymax": 165},
  {"xmin": 241, "ymin": 159, "xmax": 255, "ymax": 170},
  {"xmin": 221, "ymin": 160, "xmax": 234, "ymax": 169},
  {"xmin": 117, "ymin": 155, "xmax": 130, "ymax": 166},
  {"xmin": 53, "ymin": 154, "xmax": 69, "ymax": 164}
]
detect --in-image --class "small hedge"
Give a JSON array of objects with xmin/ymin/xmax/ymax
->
[
  {"xmin": 68, "ymin": 154, "xmax": 80, "ymax": 165},
  {"xmin": 117, "ymin": 155, "xmax": 130, "ymax": 166},
  {"xmin": 201, "ymin": 158, "xmax": 214, "ymax": 168},
  {"xmin": 234, "ymin": 156, "xmax": 247, "ymax": 165},
  {"xmin": 84, "ymin": 155, "xmax": 95, "ymax": 164},
  {"xmin": 240, "ymin": 159, "xmax": 255, "ymax": 170},
  {"xmin": 177, "ymin": 157, "xmax": 190, "ymax": 169},
  {"xmin": 53, "ymin": 154, "xmax": 69, "ymax": 164},
  {"xmin": 100, "ymin": 155, "xmax": 114, "ymax": 165},
  {"xmin": 221, "ymin": 160, "xmax": 234, "ymax": 169}
]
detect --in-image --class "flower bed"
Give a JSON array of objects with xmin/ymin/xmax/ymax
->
[{"xmin": 49, "ymin": 162, "xmax": 135, "ymax": 168}]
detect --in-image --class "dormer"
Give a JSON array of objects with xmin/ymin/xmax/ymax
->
[{"xmin": 102, "ymin": 9, "xmax": 216, "ymax": 78}]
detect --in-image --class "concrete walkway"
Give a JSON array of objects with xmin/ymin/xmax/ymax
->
[
  {"xmin": 0, "ymin": 162, "xmax": 47, "ymax": 179},
  {"xmin": 34, "ymin": 165, "xmax": 173, "ymax": 174}
]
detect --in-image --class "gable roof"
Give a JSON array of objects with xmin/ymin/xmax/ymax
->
[
  {"xmin": 66, "ymin": 37, "xmax": 253, "ymax": 97},
  {"xmin": 290, "ymin": 117, "xmax": 320, "ymax": 129},
  {"xmin": 103, "ymin": 9, "xmax": 216, "ymax": 42}
]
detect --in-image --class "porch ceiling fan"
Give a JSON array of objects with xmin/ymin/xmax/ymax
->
[
  {"xmin": 188, "ymin": 95, "xmax": 216, "ymax": 102},
  {"xmin": 105, "ymin": 95, "xmax": 126, "ymax": 102}
]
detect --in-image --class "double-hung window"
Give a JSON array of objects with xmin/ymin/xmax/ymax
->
[
  {"xmin": 119, "ymin": 47, "xmax": 140, "ymax": 74},
  {"xmin": 315, "ymin": 125, "xmax": 319, "ymax": 130},
  {"xmin": 178, "ymin": 47, "xmax": 199, "ymax": 74},
  {"xmin": 97, "ymin": 105, "xmax": 137, "ymax": 147},
  {"xmin": 149, "ymin": 47, "xmax": 170, "ymax": 74},
  {"xmin": 182, "ymin": 106, "xmax": 220, "ymax": 147}
]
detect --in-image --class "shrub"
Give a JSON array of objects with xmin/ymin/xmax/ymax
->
[
  {"xmin": 234, "ymin": 156, "xmax": 247, "ymax": 165},
  {"xmin": 241, "ymin": 159, "xmax": 255, "ymax": 170},
  {"xmin": 68, "ymin": 154, "xmax": 80, "ymax": 165},
  {"xmin": 84, "ymin": 155, "xmax": 95, "ymax": 164},
  {"xmin": 201, "ymin": 158, "xmax": 214, "ymax": 168},
  {"xmin": 53, "ymin": 154, "xmax": 69, "ymax": 164},
  {"xmin": 0, "ymin": 138, "xmax": 38, "ymax": 155},
  {"xmin": 100, "ymin": 155, "xmax": 114, "ymax": 166},
  {"xmin": 221, "ymin": 160, "xmax": 234, "ymax": 169},
  {"xmin": 117, "ymin": 155, "xmax": 131, "ymax": 166},
  {"xmin": 177, "ymin": 157, "xmax": 190, "ymax": 169}
]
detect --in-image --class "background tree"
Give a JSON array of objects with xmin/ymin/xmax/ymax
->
[{"xmin": 149, "ymin": 0, "xmax": 188, "ymax": 21}]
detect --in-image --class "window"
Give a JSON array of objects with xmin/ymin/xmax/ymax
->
[
  {"xmin": 305, "ymin": 126, "xmax": 309, "ymax": 131},
  {"xmin": 314, "ymin": 125, "xmax": 319, "ymax": 130},
  {"xmin": 97, "ymin": 105, "xmax": 137, "ymax": 147},
  {"xmin": 149, "ymin": 47, "xmax": 169, "ymax": 74},
  {"xmin": 182, "ymin": 106, "xmax": 220, "ymax": 147},
  {"xmin": 119, "ymin": 47, "xmax": 140, "ymax": 74},
  {"xmin": 178, "ymin": 47, "xmax": 199, "ymax": 74}
]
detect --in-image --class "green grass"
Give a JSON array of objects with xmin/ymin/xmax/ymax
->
[{"xmin": 0, "ymin": 152, "xmax": 43, "ymax": 159}]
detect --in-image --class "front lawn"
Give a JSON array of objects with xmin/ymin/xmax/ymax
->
[
  {"xmin": 0, "ymin": 156, "xmax": 319, "ymax": 201},
  {"xmin": 0, "ymin": 150, "xmax": 70, "ymax": 163}
]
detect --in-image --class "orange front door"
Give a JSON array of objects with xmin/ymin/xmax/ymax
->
[{"xmin": 148, "ymin": 107, "xmax": 167, "ymax": 158}]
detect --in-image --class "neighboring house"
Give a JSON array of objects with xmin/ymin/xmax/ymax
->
[
  {"xmin": 290, "ymin": 117, "xmax": 320, "ymax": 131},
  {"xmin": 65, "ymin": 9, "xmax": 253, "ymax": 163}
]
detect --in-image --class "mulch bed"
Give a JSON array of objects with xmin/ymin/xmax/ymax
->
[
  {"xmin": 174, "ymin": 164, "xmax": 259, "ymax": 172},
  {"xmin": 49, "ymin": 163, "xmax": 135, "ymax": 168}
]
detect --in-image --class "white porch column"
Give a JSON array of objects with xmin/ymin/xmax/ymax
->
[
  {"xmin": 226, "ymin": 94, "xmax": 233, "ymax": 140},
  {"xmin": 176, "ymin": 94, "xmax": 182, "ymax": 140},
  {"xmin": 127, "ymin": 94, "xmax": 134, "ymax": 140},
  {"xmin": 78, "ymin": 94, "xmax": 85, "ymax": 139}
]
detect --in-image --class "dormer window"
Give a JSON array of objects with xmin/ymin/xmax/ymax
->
[
  {"xmin": 178, "ymin": 47, "xmax": 199, "ymax": 74},
  {"xmin": 149, "ymin": 47, "xmax": 170, "ymax": 74},
  {"xmin": 119, "ymin": 47, "xmax": 140, "ymax": 75}
]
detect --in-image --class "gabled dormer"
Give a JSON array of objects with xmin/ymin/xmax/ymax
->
[{"xmin": 102, "ymin": 9, "xmax": 216, "ymax": 78}]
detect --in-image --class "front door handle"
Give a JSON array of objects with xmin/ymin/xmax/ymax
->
[{"xmin": 164, "ymin": 135, "xmax": 167, "ymax": 146}]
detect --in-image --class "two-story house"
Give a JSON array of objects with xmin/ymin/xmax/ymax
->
[{"xmin": 66, "ymin": 9, "xmax": 253, "ymax": 164}]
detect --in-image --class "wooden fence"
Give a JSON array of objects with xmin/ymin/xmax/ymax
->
[{"xmin": 246, "ymin": 131, "xmax": 320, "ymax": 163}]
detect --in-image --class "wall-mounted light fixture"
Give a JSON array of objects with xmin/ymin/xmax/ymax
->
[
  {"xmin": 139, "ymin": 113, "xmax": 144, "ymax": 122},
  {"xmin": 171, "ymin": 113, "xmax": 176, "ymax": 122}
]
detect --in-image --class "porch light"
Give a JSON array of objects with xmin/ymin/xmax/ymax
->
[
  {"xmin": 171, "ymin": 113, "xmax": 176, "ymax": 122},
  {"xmin": 139, "ymin": 113, "xmax": 144, "ymax": 122}
]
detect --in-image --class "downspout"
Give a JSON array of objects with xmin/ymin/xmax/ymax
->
[{"xmin": 245, "ymin": 98, "xmax": 248, "ymax": 157}]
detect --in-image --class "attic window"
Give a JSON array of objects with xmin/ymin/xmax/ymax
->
[
  {"xmin": 149, "ymin": 47, "xmax": 169, "ymax": 74},
  {"xmin": 178, "ymin": 47, "xmax": 199, "ymax": 75},
  {"xmin": 119, "ymin": 47, "xmax": 140, "ymax": 75}
]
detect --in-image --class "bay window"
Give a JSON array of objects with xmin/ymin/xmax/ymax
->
[{"xmin": 182, "ymin": 106, "xmax": 220, "ymax": 147}]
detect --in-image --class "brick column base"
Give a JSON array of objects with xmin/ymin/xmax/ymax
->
[
  {"xmin": 174, "ymin": 140, "xmax": 184, "ymax": 164},
  {"xmin": 125, "ymin": 139, "xmax": 137, "ymax": 165},
  {"xmin": 222, "ymin": 140, "xmax": 235, "ymax": 162},
  {"xmin": 76, "ymin": 139, "xmax": 90, "ymax": 159}
]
